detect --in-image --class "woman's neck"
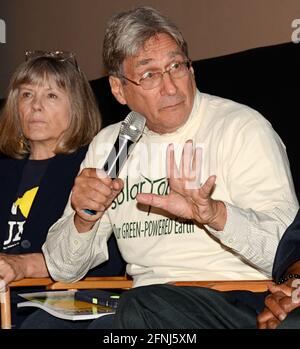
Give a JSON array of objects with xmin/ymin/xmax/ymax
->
[{"xmin": 29, "ymin": 143, "xmax": 56, "ymax": 160}]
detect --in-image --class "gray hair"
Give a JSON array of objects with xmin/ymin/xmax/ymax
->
[{"xmin": 103, "ymin": 6, "xmax": 188, "ymax": 76}]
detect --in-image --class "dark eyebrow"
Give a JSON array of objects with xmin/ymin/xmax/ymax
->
[
  {"xmin": 134, "ymin": 51, "xmax": 185, "ymax": 68},
  {"xmin": 135, "ymin": 58, "xmax": 153, "ymax": 68}
]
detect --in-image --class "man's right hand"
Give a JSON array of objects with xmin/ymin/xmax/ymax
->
[{"xmin": 71, "ymin": 168, "xmax": 124, "ymax": 232}]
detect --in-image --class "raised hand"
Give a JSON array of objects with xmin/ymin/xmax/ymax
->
[
  {"xmin": 71, "ymin": 168, "xmax": 123, "ymax": 232},
  {"xmin": 136, "ymin": 140, "xmax": 226, "ymax": 231}
]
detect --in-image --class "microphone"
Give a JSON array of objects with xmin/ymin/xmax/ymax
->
[{"xmin": 84, "ymin": 111, "xmax": 146, "ymax": 215}]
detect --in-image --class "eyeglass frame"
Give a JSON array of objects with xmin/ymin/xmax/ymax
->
[
  {"xmin": 25, "ymin": 50, "xmax": 80, "ymax": 71},
  {"xmin": 119, "ymin": 59, "xmax": 193, "ymax": 90}
]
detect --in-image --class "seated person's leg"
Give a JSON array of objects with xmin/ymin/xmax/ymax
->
[
  {"xmin": 20, "ymin": 309, "xmax": 89, "ymax": 329},
  {"xmin": 113, "ymin": 284, "xmax": 266, "ymax": 329},
  {"xmin": 87, "ymin": 314, "xmax": 115, "ymax": 329}
]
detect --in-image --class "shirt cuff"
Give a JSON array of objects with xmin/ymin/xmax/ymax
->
[
  {"xmin": 205, "ymin": 201, "xmax": 249, "ymax": 251},
  {"xmin": 68, "ymin": 215, "xmax": 101, "ymax": 253}
]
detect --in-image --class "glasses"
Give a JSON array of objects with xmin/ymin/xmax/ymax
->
[
  {"xmin": 25, "ymin": 50, "xmax": 79, "ymax": 71},
  {"xmin": 121, "ymin": 60, "xmax": 192, "ymax": 90}
]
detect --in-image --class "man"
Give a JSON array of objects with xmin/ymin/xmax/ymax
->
[{"xmin": 27, "ymin": 7, "xmax": 298, "ymax": 328}]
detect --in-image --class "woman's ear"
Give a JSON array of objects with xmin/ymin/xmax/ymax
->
[{"xmin": 109, "ymin": 76, "xmax": 127, "ymax": 105}]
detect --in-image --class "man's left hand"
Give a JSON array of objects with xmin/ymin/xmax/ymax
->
[{"xmin": 136, "ymin": 141, "xmax": 227, "ymax": 231}]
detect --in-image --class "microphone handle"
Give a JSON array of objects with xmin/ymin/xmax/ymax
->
[{"xmin": 84, "ymin": 136, "xmax": 134, "ymax": 215}]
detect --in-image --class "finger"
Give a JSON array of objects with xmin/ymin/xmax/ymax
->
[
  {"xmin": 179, "ymin": 140, "xmax": 193, "ymax": 179},
  {"xmin": 265, "ymin": 295, "xmax": 287, "ymax": 321},
  {"xmin": 266, "ymin": 318, "xmax": 280, "ymax": 329},
  {"xmin": 268, "ymin": 283, "xmax": 292, "ymax": 297},
  {"xmin": 72, "ymin": 182, "xmax": 112, "ymax": 203},
  {"xmin": 258, "ymin": 321, "xmax": 267, "ymax": 329},
  {"xmin": 199, "ymin": 175, "xmax": 216, "ymax": 199},
  {"xmin": 96, "ymin": 169, "xmax": 114, "ymax": 186},
  {"xmin": 257, "ymin": 308, "xmax": 276, "ymax": 325},
  {"xmin": 136, "ymin": 193, "xmax": 167, "ymax": 210},
  {"xmin": 81, "ymin": 168, "xmax": 112, "ymax": 187},
  {"xmin": 80, "ymin": 168, "xmax": 99, "ymax": 178},
  {"xmin": 192, "ymin": 146, "xmax": 202, "ymax": 176},
  {"xmin": 278, "ymin": 293, "xmax": 300, "ymax": 314},
  {"xmin": 167, "ymin": 144, "xmax": 179, "ymax": 180},
  {"xmin": 186, "ymin": 146, "xmax": 203, "ymax": 189},
  {"xmin": 111, "ymin": 178, "xmax": 124, "ymax": 192}
]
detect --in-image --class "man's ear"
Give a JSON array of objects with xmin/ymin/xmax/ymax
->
[{"xmin": 109, "ymin": 76, "xmax": 127, "ymax": 105}]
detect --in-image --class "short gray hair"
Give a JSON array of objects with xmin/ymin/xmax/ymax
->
[{"xmin": 103, "ymin": 6, "xmax": 188, "ymax": 76}]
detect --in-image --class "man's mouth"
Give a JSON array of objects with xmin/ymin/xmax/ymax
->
[{"xmin": 159, "ymin": 100, "xmax": 184, "ymax": 111}]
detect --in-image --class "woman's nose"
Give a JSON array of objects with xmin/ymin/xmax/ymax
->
[{"xmin": 31, "ymin": 95, "xmax": 43, "ymax": 110}]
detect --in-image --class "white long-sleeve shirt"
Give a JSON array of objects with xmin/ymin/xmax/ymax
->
[{"xmin": 43, "ymin": 91, "xmax": 298, "ymax": 287}]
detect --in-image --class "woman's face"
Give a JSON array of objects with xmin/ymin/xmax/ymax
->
[{"xmin": 18, "ymin": 77, "xmax": 71, "ymax": 158}]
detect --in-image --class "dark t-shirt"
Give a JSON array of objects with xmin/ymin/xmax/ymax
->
[{"xmin": 2, "ymin": 158, "xmax": 52, "ymax": 253}]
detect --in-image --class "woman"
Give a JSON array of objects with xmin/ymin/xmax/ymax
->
[{"xmin": 0, "ymin": 52, "xmax": 125, "ymax": 328}]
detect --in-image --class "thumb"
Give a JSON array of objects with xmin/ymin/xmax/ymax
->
[
  {"xmin": 200, "ymin": 175, "xmax": 216, "ymax": 199},
  {"xmin": 137, "ymin": 193, "xmax": 167, "ymax": 210}
]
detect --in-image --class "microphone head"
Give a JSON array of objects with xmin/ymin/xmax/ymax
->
[{"xmin": 119, "ymin": 111, "xmax": 146, "ymax": 142}]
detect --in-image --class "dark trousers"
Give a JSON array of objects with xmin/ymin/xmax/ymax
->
[
  {"xmin": 20, "ymin": 284, "xmax": 300, "ymax": 329},
  {"xmin": 20, "ymin": 311, "xmax": 115, "ymax": 329},
  {"xmin": 113, "ymin": 284, "xmax": 267, "ymax": 329}
]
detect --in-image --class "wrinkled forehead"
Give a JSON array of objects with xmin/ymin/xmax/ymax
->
[
  {"xmin": 137, "ymin": 33, "xmax": 182, "ymax": 57},
  {"xmin": 124, "ymin": 33, "xmax": 184, "ymax": 70}
]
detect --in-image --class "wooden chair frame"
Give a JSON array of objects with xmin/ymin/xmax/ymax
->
[{"xmin": 1, "ymin": 277, "xmax": 270, "ymax": 329}]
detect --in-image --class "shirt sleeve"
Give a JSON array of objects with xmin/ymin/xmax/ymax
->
[
  {"xmin": 42, "ymin": 213, "xmax": 112, "ymax": 282},
  {"xmin": 206, "ymin": 110, "xmax": 299, "ymax": 276},
  {"xmin": 42, "ymin": 135, "xmax": 115, "ymax": 282}
]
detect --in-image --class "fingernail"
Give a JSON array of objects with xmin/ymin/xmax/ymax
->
[{"xmin": 279, "ymin": 313, "xmax": 286, "ymax": 321}]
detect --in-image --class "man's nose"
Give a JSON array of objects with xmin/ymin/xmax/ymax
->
[{"xmin": 160, "ymin": 72, "xmax": 177, "ymax": 96}]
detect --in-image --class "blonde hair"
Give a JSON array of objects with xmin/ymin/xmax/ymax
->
[{"xmin": 0, "ymin": 56, "xmax": 101, "ymax": 159}]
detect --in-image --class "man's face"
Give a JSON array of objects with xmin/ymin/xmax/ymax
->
[{"xmin": 110, "ymin": 33, "xmax": 196, "ymax": 134}]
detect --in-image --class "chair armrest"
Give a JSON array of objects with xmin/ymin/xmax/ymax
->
[
  {"xmin": 47, "ymin": 276, "xmax": 133, "ymax": 290},
  {"xmin": 8, "ymin": 278, "xmax": 54, "ymax": 288},
  {"xmin": 172, "ymin": 280, "xmax": 271, "ymax": 292},
  {"xmin": 1, "ymin": 276, "xmax": 131, "ymax": 329},
  {"xmin": 1, "ymin": 278, "xmax": 54, "ymax": 329}
]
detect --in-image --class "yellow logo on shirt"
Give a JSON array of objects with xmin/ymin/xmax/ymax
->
[{"xmin": 14, "ymin": 187, "xmax": 39, "ymax": 218}]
